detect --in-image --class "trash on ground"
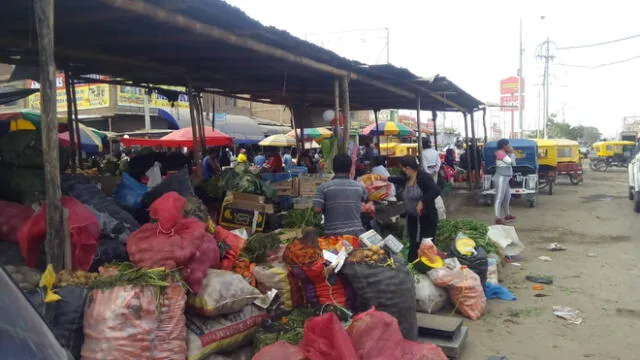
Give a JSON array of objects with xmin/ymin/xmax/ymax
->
[
  {"xmin": 538, "ymin": 256, "xmax": 552, "ymax": 262},
  {"xmin": 488, "ymin": 356, "xmax": 508, "ymax": 360},
  {"xmin": 587, "ymin": 252, "xmax": 597, "ymax": 257},
  {"xmin": 552, "ymin": 305, "xmax": 583, "ymax": 324},
  {"xmin": 510, "ymin": 262, "xmax": 522, "ymax": 267},
  {"xmin": 548, "ymin": 243, "xmax": 567, "ymax": 251},
  {"xmin": 532, "ymin": 284, "xmax": 545, "ymax": 291},
  {"xmin": 526, "ymin": 275, "xmax": 553, "ymax": 284},
  {"xmin": 487, "ymin": 225, "xmax": 525, "ymax": 256},
  {"xmin": 534, "ymin": 293, "xmax": 550, "ymax": 298},
  {"xmin": 484, "ymin": 282, "xmax": 516, "ymax": 301}
]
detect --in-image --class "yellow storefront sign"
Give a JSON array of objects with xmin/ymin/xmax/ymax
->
[
  {"xmin": 27, "ymin": 83, "xmax": 110, "ymax": 112},
  {"xmin": 117, "ymin": 85, "xmax": 189, "ymax": 110}
]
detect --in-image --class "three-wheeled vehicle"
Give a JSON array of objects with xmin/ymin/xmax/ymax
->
[
  {"xmin": 481, "ymin": 139, "xmax": 539, "ymax": 207},
  {"xmin": 554, "ymin": 138, "xmax": 583, "ymax": 184},
  {"xmin": 590, "ymin": 141, "xmax": 636, "ymax": 171},
  {"xmin": 533, "ymin": 139, "xmax": 557, "ymax": 195}
]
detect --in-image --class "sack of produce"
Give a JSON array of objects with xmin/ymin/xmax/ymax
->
[
  {"xmin": 114, "ymin": 172, "xmax": 148, "ymax": 210},
  {"xmin": 62, "ymin": 174, "xmax": 140, "ymax": 235},
  {"xmin": 415, "ymin": 273, "xmax": 449, "ymax": 314},
  {"xmin": 253, "ymin": 341, "xmax": 305, "ymax": 360},
  {"xmin": 202, "ymin": 346, "xmax": 254, "ymax": 360},
  {"xmin": 253, "ymin": 263, "xmax": 293, "ymax": 309},
  {"xmin": 429, "ymin": 265, "xmax": 486, "ymax": 320},
  {"xmin": 301, "ymin": 312, "xmax": 358, "ymax": 360},
  {"xmin": 347, "ymin": 308, "xmax": 447, "ymax": 360},
  {"xmin": 127, "ymin": 192, "xmax": 215, "ymax": 292},
  {"xmin": 214, "ymin": 226, "xmax": 247, "ymax": 271},
  {"xmin": 141, "ymin": 168, "xmax": 195, "ymax": 208},
  {"xmin": 189, "ymin": 269, "xmax": 262, "ymax": 317},
  {"xmin": 153, "ymin": 283, "xmax": 188, "ymax": 360},
  {"xmin": 0, "ymin": 201, "xmax": 34, "ymax": 243},
  {"xmin": 18, "ymin": 197, "xmax": 99, "ymax": 271},
  {"xmin": 449, "ymin": 232, "xmax": 489, "ymax": 286},
  {"xmin": 358, "ymin": 173, "xmax": 393, "ymax": 201},
  {"xmin": 82, "ymin": 285, "xmax": 158, "ymax": 359},
  {"xmin": 49, "ymin": 285, "xmax": 89, "ymax": 360},
  {"xmin": 187, "ymin": 305, "xmax": 267, "ymax": 360},
  {"xmin": 341, "ymin": 250, "xmax": 418, "ymax": 340}
]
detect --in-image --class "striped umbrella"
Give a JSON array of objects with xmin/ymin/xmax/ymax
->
[
  {"xmin": 59, "ymin": 123, "xmax": 104, "ymax": 153},
  {"xmin": 361, "ymin": 121, "xmax": 414, "ymax": 137},
  {"xmin": 287, "ymin": 127, "xmax": 333, "ymax": 141}
]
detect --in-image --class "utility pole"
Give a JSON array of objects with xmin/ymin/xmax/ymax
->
[
  {"xmin": 537, "ymin": 37, "xmax": 554, "ymax": 139},
  {"xmin": 518, "ymin": 18, "xmax": 524, "ymax": 137},
  {"xmin": 385, "ymin": 27, "xmax": 390, "ymax": 64}
]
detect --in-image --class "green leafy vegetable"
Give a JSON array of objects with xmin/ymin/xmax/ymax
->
[
  {"xmin": 282, "ymin": 209, "xmax": 323, "ymax": 230},
  {"xmin": 436, "ymin": 219, "xmax": 497, "ymax": 254},
  {"xmin": 240, "ymin": 232, "xmax": 283, "ymax": 263}
]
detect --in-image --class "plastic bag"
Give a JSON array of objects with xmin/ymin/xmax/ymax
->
[
  {"xmin": 150, "ymin": 191, "xmax": 186, "ymax": 230},
  {"xmin": 141, "ymin": 168, "xmax": 195, "ymax": 208},
  {"xmin": 215, "ymin": 226, "xmax": 247, "ymax": 271},
  {"xmin": 347, "ymin": 308, "xmax": 447, "ymax": 360},
  {"xmin": 82, "ymin": 285, "xmax": 158, "ymax": 360},
  {"xmin": 49, "ymin": 286, "xmax": 89, "ymax": 360},
  {"xmin": 288, "ymin": 260, "xmax": 350, "ymax": 308},
  {"xmin": 428, "ymin": 266, "xmax": 486, "ymax": 320},
  {"xmin": 253, "ymin": 263, "xmax": 293, "ymax": 309},
  {"xmin": 301, "ymin": 312, "xmax": 358, "ymax": 360},
  {"xmin": 188, "ymin": 269, "xmax": 262, "ymax": 317},
  {"xmin": 450, "ymin": 232, "xmax": 488, "ymax": 286},
  {"xmin": 154, "ymin": 283, "xmax": 187, "ymax": 360},
  {"xmin": 341, "ymin": 255, "xmax": 417, "ymax": 340},
  {"xmin": 252, "ymin": 341, "xmax": 305, "ymax": 360},
  {"xmin": 0, "ymin": 200, "xmax": 34, "ymax": 243},
  {"xmin": 415, "ymin": 273, "xmax": 449, "ymax": 314},
  {"xmin": 114, "ymin": 172, "xmax": 148, "ymax": 209},
  {"xmin": 487, "ymin": 224, "xmax": 525, "ymax": 256},
  {"xmin": 187, "ymin": 305, "xmax": 267, "ymax": 360},
  {"xmin": 358, "ymin": 174, "xmax": 393, "ymax": 201},
  {"xmin": 146, "ymin": 162, "xmax": 163, "ymax": 189},
  {"xmin": 18, "ymin": 197, "xmax": 99, "ymax": 271}
]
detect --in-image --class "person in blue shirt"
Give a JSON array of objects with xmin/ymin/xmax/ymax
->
[
  {"xmin": 202, "ymin": 148, "xmax": 221, "ymax": 179},
  {"xmin": 254, "ymin": 151, "xmax": 266, "ymax": 167},
  {"xmin": 283, "ymin": 149, "xmax": 293, "ymax": 167}
]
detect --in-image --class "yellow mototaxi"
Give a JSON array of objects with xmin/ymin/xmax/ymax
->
[
  {"xmin": 532, "ymin": 139, "xmax": 557, "ymax": 195},
  {"xmin": 553, "ymin": 139, "xmax": 583, "ymax": 184},
  {"xmin": 591, "ymin": 140, "xmax": 636, "ymax": 171}
]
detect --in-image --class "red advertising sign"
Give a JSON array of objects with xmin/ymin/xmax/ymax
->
[
  {"xmin": 500, "ymin": 94, "xmax": 524, "ymax": 111},
  {"xmin": 500, "ymin": 76, "xmax": 524, "ymax": 95}
]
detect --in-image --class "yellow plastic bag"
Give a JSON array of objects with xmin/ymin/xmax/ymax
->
[{"xmin": 39, "ymin": 264, "xmax": 61, "ymax": 303}]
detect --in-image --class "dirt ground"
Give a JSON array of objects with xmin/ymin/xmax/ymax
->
[{"xmin": 442, "ymin": 166, "xmax": 640, "ymax": 360}]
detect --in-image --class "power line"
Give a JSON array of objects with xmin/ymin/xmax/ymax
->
[
  {"xmin": 557, "ymin": 53, "xmax": 640, "ymax": 69},
  {"xmin": 557, "ymin": 34, "xmax": 640, "ymax": 50}
]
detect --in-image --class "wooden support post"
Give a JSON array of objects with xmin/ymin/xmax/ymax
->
[
  {"xmin": 341, "ymin": 76, "xmax": 351, "ymax": 154},
  {"xmin": 374, "ymin": 110, "xmax": 381, "ymax": 154},
  {"xmin": 470, "ymin": 111, "xmax": 479, "ymax": 188},
  {"xmin": 416, "ymin": 95, "xmax": 422, "ymax": 155},
  {"xmin": 35, "ymin": 0, "xmax": 68, "ymax": 270},
  {"xmin": 187, "ymin": 82, "xmax": 200, "ymax": 165},
  {"xmin": 333, "ymin": 78, "xmax": 341, "ymax": 153},
  {"xmin": 482, "ymin": 107, "xmax": 488, "ymax": 144},
  {"xmin": 197, "ymin": 93, "xmax": 206, "ymax": 152},
  {"xmin": 431, "ymin": 110, "xmax": 438, "ymax": 151},
  {"xmin": 463, "ymin": 112, "xmax": 472, "ymax": 190},
  {"xmin": 211, "ymin": 95, "xmax": 216, "ymax": 131},
  {"xmin": 63, "ymin": 69, "xmax": 77, "ymax": 172},
  {"xmin": 70, "ymin": 75, "xmax": 82, "ymax": 169}
]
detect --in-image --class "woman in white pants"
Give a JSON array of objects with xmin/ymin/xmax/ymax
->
[{"xmin": 493, "ymin": 139, "xmax": 516, "ymax": 225}]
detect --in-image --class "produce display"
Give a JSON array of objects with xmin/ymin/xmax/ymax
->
[
  {"xmin": 436, "ymin": 218, "xmax": 498, "ymax": 254},
  {"xmin": 346, "ymin": 246, "xmax": 394, "ymax": 266},
  {"xmin": 201, "ymin": 164, "xmax": 275, "ymax": 201},
  {"xmin": 282, "ymin": 208, "xmax": 323, "ymax": 230}
]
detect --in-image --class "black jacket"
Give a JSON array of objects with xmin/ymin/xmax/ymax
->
[{"xmin": 388, "ymin": 170, "xmax": 441, "ymax": 222}]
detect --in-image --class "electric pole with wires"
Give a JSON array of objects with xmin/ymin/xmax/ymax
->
[{"xmin": 537, "ymin": 38, "xmax": 555, "ymax": 139}]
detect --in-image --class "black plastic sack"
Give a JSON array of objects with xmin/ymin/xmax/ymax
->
[
  {"xmin": 24, "ymin": 288, "xmax": 46, "ymax": 317},
  {"xmin": 449, "ymin": 245, "xmax": 488, "ymax": 286},
  {"xmin": 341, "ymin": 255, "xmax": 418, "ymax": 340},
  {"xmin": 141, "ymin": 168, "xmax": 194, "ymax": 208},
  {"xmin": 48, "ymin": 285, "xmax": 88, "ymax": 360},
  {"xmin": 61, "ymin": 174, "xmax": 140, "ymax": 233},
  {"xmin": 89, "ymin": 235, "xmax": 129, "ymax": 272}
]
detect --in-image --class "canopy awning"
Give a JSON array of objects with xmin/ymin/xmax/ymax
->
[
  {"xmin": 121, "ymin": 127, "xmax": 232, "ymax": 148},
  {"xmin": 215, "ymin": 115, "xmax": 265, "ymax": 144},
  {"xmin": 0, "ymin": 87, "xmax": 38, "ymax": 106}
]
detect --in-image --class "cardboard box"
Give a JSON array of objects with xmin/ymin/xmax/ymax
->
[
  {"xmin": 298, "ymin": 174, "xmax": 332, "ymax": 197},
  {"xmin": 218, "ymin": 192, "xmax": 274, "ymax": 232},
  {"xmin": 272, "ymin": 178, "xmax": 299, "ymax": 197}
]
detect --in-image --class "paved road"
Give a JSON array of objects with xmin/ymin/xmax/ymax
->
[{"xmin": 444, "ymin": 166, "xmax": 640, "ymax": 359}]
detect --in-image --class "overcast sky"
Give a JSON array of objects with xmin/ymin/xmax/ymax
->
[{"xmin": 226, "ymin": 0, "xmax": 639, "ymax": 138}]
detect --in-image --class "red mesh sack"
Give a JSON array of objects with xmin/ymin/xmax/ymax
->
[
  {"xmin": 348, "ymin": 308, "xmax": 447, "ymax": 360},
  {"xmin": 214, "ymin": 225, "xmax": 246, "ymax": 271},
  {"xmin": 0, "ymin": 200, "xmax": 34, "ymax": 243},
  {"xmin": 429, "ymin": 266, "xmax": 486, "ymax": 320},
  {"xmin": 181, "ymin": 233, "xmax": 220, "ymax": 293},
  {"xmin": 301, "ymin": 312, "xmax": 357, "ymax": 360},
  {"xmin": 253, "ymin": 341, "xmax": 306, "ymax": 360},
  {"xmin": 153, "ymin": 282, "xmax": 187, "ymax": 360},
  {"xmin": 149, "ymin": 191, "xmax": 185, "ymax": 231},
  {"xmin": 18, "ymin": 197, "xmax": 99, "ymax": 271}
]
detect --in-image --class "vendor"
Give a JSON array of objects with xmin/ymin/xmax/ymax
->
[
  {"xmin": 384, "ymin": 155, "xmax": 441, "ymax": 262},
  {"xmin": 313, "ymin": 154, "xmax": 367, "ymax": 237},
  {"xmin": 262, "ymin": 152, "xmax": 284, "ymax": 173},
  {"xmin": 202, "ymin": 148, "xmax": 221, "ymax": 179}
]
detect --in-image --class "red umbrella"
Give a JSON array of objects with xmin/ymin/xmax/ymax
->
[{"xmin": 120, "ymin": 127, "xmax": 232, "ymax": 148}]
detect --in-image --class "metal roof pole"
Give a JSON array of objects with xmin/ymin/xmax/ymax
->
[
  {"xmin": 462, "ymin": 112, "xmax": 472, "ymax": 190},
  {"xmin": 470, "ymin": 110, "xmax": 479, "ymax": 188},
  {"xmin": 69, "ymin": 73, "xmax": 83, "ymax": 170},
  {"xmin": 63, "ymin": 69, "xmax": 77, "ymax": 172},
  {"xmin": 431, "ymin": 110, "xmax": 438, "ymax": 151},
  {"xmin": 482, "ymin": 107, "xmax": 488, "ymax": 144},
  {"xmin": 341, "ymin": 76, "xmax": 351, "ymax": 154},
  {"xmin": 334, "ymin": 78, "xmax": 341, "ymax": 156},
  {"xmin": 187, "ymin": 80, "xmax": 201, "ymax": 166},
  {"xmin": 374, "ymin": 110, "xmax": 381, "ymax": 154},
  {"xmin": 35, "ymin": 0, "xmax": 69, "ymax": 270}
]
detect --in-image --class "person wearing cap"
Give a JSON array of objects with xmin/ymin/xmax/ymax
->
[{"xmin": 237, "ymin": 148, "xmax": 248, "ymax": 164}]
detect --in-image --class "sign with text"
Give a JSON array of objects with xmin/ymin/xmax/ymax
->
[
  {"xmin": 27, "ymin": 74, "xmax": 110, "ymax": 112},
  {"xmin": 500, "ymin": 76, "xmax": 524, "ymax": 112},
  {"xmin": 500, "ymin": 76, "xmax": 524, "ymax": 95},
  {"xmin": 500, "ymin": 94, "xmax": 524, "ymax": 110},
  {"xmin": 117, "ymin": 85, "xmax": 190, "ymax": 110}
]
